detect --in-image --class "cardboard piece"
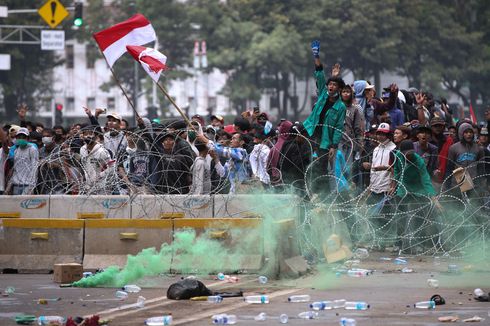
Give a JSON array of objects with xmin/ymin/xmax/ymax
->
[
  {"xmin": 323, "ymin": 234, "xmax": 353, "ymax": 264},
  {"xmin": 53, "ymin": 263, "xmax": 83, "ymax": 283}
]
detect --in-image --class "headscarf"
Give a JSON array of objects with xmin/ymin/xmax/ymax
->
[{"xmin": 267, "ymin": 120, "xmax": 293, "ymax": 183}]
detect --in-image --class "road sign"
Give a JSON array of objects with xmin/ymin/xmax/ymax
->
[
  {"xmin": 0, "ymin": 54, "xmax": 11, "ymax": 70},
  {"xmin": 41, "ymin": 30, "xmax": 65, "ymax": 50},
  {"xmin": 0, "ymin": 6, "xmax": 8, "ymax": 18},
  {"xmin": 38, "ymin": 0, "xmax": 69, "ymax": 29}
]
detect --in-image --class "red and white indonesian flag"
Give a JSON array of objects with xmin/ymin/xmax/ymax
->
[
  {"xmin": 93, "ymin": 14, "xmax": 156, "ymax": 67},
  {"xmin": 127, "ymin": 45, "xmax": 167, "ymax": 82}
]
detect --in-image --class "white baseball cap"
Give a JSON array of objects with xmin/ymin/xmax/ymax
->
[
  {"xmin": 376, "ymin": 123, "xmax": 391, "ymax": 133},
  {"xmin": 16, "ymin": 127, "xmax": 30, "ymax": 136}
]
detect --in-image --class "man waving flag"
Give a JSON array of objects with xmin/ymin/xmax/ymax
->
[
  {"xmin": 127, "ymin": 45, "xmax": 167, "ymax": 82},
  {"xmin": 93, "ymin": 14, "xmax": 156, "ymax": 67}
]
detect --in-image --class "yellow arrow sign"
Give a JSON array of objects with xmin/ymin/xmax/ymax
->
[{"xmin": 38, "ymin": 0, "xmax": 69, "ymax": 29}]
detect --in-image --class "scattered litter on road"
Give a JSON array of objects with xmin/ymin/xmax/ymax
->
[
  {"xmin": 145, "ymin": 315, "xmax": 172, "ymax": 325},
  {"xmin": 394, "ymin": 258, "xmax": 407, "ymax": 265},
  {"xmin": 36, "ymin": 297, "xmax": 61, "ymax": 304},
  {"xmin": 244, "ymin": 295, "xmax": 269, "ymax": 304},
  {"xmin": 258, "ymin": 276, "xmax": 268, "ymax": 284},
  {"xmin": 340, "ymin": 317, "xmax": 356, "ymax": 325},
  {"xmin": 463, "ymin": 316, "xmax": 484, "ymax": 322},
  {"xmin": 14, "ymin": 314, "xmax": 36, "ymax": 325},
  {"xmin": 298, "ymin": 311, "xmax": 318, "ymax": 319},
  {"xmin": 414, "ymin": 300, "xmax": 435, "ymax": 309},
  {"xmin": 122, "ymin": 284, "xmax": 141, "ymax": 293},
  {"xmin": 438, "ymin": 315, "xmax": 459, "ymax": 322},
  {"xmin": 431, "ymin": 294, "xmax": 446, "ymax": 305},
  {"xmin": 212, "ymin": 313, "xmax": 236, "ymax": 324},
  {"xmin": 427, "ymin": 278, "xmax": 439, "ymax": 288},
  {"xmin": 401, "ymin": 267, "xmax": 414, "ymax": 273},
  {"xmin": 353, "ymin": 248, "xmax": 369, "ymax": 259},
  {"xmin": 345, "ymin": 301, "xmax": 369, "ymax": 310},
  {"xmin": 288, "ymin": 295, "xmax": 310, "ymax": 302}
]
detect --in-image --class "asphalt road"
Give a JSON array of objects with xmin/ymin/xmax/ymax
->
[{"xmin": 1, "ymin": 253, "xmax": 490, "ymax": 325}]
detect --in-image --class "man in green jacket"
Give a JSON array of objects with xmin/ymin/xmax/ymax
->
[
  {"xmin": 393, "ymin": 140, "xmax": 441, "ymax": 253},
  {"xmin": 303, "ymin": 40, "xmax": 346, "ymax": 195}
]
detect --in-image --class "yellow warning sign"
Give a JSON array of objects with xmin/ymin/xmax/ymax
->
[{"xmin": 38, "ymin": 0, "xmax": 69, "ymax": 29}]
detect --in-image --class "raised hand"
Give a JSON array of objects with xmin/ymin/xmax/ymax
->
[
  {"xmin": 415, "ymin": 92, "xmax": 426, "ymax": 106},
  {"xmin": 82, "ymin": 106, "xmax": 92, "ymax": 116},
  {"xmin": 331, "ymin": 63, "xmax": 341, "ymax": 77},
  {"xmin": 311, "ymin": 40, "xmax": 320, "ymax": 58}
]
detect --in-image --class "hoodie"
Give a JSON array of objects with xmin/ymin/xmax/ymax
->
[
  {"xmin": 267, "ymin": 120, "xmax": 293, "ymax": 184},
  {"xmin": 445, "ymin": 122, "xmax": 485, "ymax": 186}
]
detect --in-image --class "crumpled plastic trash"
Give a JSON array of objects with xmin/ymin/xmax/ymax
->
[
  {"xmin": 463, "ymin": 316, "xmax": 484, "ymax": 322},
  {"xmin": 438, "ymin": 316, "xmax": 459, "ymax": 322}
]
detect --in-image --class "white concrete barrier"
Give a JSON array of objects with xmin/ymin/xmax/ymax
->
[
  {"xmin": 49, "ymin": 195, "xmax": 131, "ymax": 219},
  {"xmin": 0, "ymin": 195, "xmax": 50, "ymax": 218},
  {"xmin": 213, "ymin": 194, "xmax": 300, "ymax": 219},
  {"xmin": 131, "ymin": 195, "xmax": 213, "ymax": 219}
]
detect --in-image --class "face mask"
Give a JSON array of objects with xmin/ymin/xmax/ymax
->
[
  {"xmin": 84, "ymin": 136, "xmax": 95, "ymax": 144},
  {"xmin": 188, "ymin": 130, "xmax": 197, "ymax": 142},
  {"xmin": 42, "ymin": 137, "xmax": 53, "ymax": 145},
  {"xmin": 16, "ymin": 139, "xmax": 28, "ymax": 147}
]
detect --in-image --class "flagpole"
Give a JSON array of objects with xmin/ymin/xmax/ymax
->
[
  {"xmin": 97, "ymin": 47, "xmax": 140, "ymax": 118},
  {"xmin": 154, "ymin": 81, "xmax": 195, "ymax": 129}
]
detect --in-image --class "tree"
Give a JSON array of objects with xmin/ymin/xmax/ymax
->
[{"xmin": 0, "ymin": 0, "xmax": 64, "ymax": 121}]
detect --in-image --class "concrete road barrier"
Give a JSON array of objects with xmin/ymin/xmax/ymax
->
[
  {"xmin": 0, "ymin": 195, "xmax": 50, "ymax": 218},
  {"xmin": 83, "ymin": 219, "xmax": 173, "ymax": 270},
  {"xmin": 50, "ymin": 195, "xmax": 130, "ymax": 219},
  {"xmin": 172, "ymin": 218, "xmax": 263, "ymax": 272},
  {"xmin": 0, "ymin": 218, "xmax": 84, "ymax": 271},
  {"xmin": 213, "ymin": 194, "xmax": 300, "ymax": 219},
  {"xmin": 131, "ymin": 195, "xmax": 213, "ymax": 219}
]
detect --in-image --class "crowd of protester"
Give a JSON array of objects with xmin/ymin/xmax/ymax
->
[{"xmin": 0, "ymin": 40, "xmax": 489, "ymax": 213}]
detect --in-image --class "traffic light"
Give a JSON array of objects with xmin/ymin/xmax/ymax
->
[
  {"xmin": 73, "ymin": 2, "xmax": 83, "ymax": 27},
  {"xmin": 55, "ymin": 103, "xmax": 63, "ymax": 125}
]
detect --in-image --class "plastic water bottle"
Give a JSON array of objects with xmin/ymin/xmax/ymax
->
[
  {"xmin": 347, "ymin": 269, "xmax": 370, "ymax": 277},
  {"xmin": 427, "ymin": 278, "xmax": 439, "ymax": 288},
  {"xmin": 414, "ymin": 301, "xmax": 435, "ymax": 309},
  {"xmin": 288, "ymin": 295, "xmax": 310, "ymax": 302},
  {"xmin": 474, "ymin": 288, "xmax": 485, "ymax": 297},
  {"xmin": 212, "ymin": 314, "xmax": 237, "ymax": 324},
  {"xmin": 0, "ymin": 219, "xmax": 4, "ymax": 240},
  {"xmin": 354, "ymin": 248, "xmax": 369, "ymax": 259},
  {"xmin": 394, "ymin": 258, "xmax": 407, "ymax": 265},
  {"xmin": 254, "ymin": 312, "xmax": 267, "ymax": 321},
  {"xmin": 83, "ymin": 272, "xmax": 93, "ymax": 278},
  {"xmin": 279, "ymin": 314, "xmax": 288, "ymax": 324},
  {"xmin": 333, "ymin": 299, "xmax": 347, "ymax": 308},
  {"xmin": 145, "ymin": 315, "xmax": 173, "ymax": 326},
  {"xmin": 310, "ymin": 301, "xmax": 333, "ymax": 310},
  {"xmin": 115, "ymin": 290, "xmax": 128, "ymax": 300},
  {"xmin": 244, "ymin": 295, "xmax": 269, "ymax": 304},
  {"xmin": 340, "ymin": 317, "xmax": 356, "ymax": 326},
  {"xmin": 136, "ymin": 296, "xmax": 146, "ymax": 308},
  {"xmin": 207, "ymin": 295, "xmax": 223, "ymax": 303},
  {"xmin": 298, "ymin": 311, "xmax": 318, "ymax": 319},
  {"xmin": 122, "ymin": 284, "xmax": 141, "ymax": 293},
  {"xmin": 345, "ymin": 301, "xmax": 369, "ymax": 310},
  {"xmin": 217, "ymin": 272, "xmax": 225, "ymax": 280},
  {"xmin": 37, "ymin": 316, "xmax": 65, "ymax": 325},
  {"xmin": 258, "ymin": 276, "xmax": 268, "ymax": 284}
]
